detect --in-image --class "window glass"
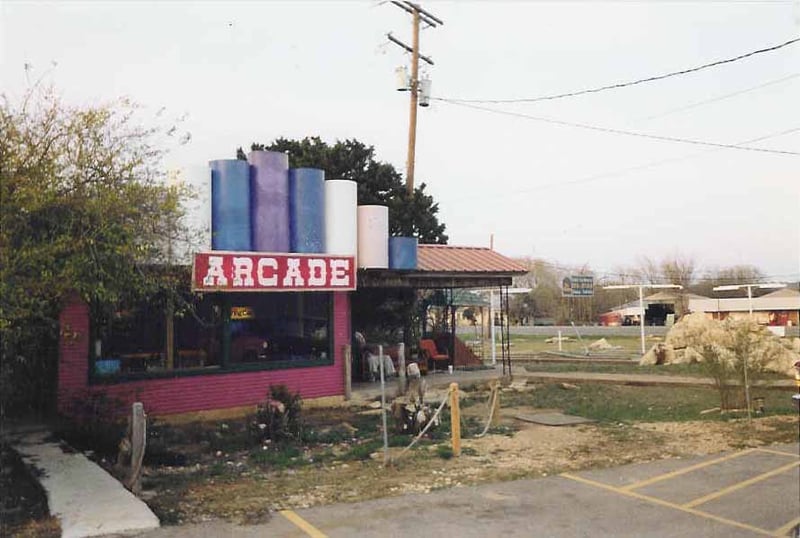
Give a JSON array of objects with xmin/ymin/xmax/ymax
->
[
  {"xmin": 92, "ymin": 297, "xmax": 167, "ymax": 376},
  {"xmin": 229, "ymin": 293, "xmax": 331, "ymax": 364},
  {"xmin": 90, "ymin": 289, "xmax": 332, "ymax": 379},
  {"xmin": 92, "ymin": 292, "xmax": 222, "ymax": 376}
]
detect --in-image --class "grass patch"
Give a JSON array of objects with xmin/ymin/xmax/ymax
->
[
  {"xmin": 249, "ymin": 445, "xmax": 302, "ymax": 468},
  {"xmin": 340, "ymin": 440, "xmax": 383, "ymax": 461},
  {"xmin": 435, "ymin": 445, "xmax": 454, "ymax": 459},
  {"xmin": 509, "ymin": 334, "xmax": 643, "ymax": 356},
  {"xmin": 522, "ymin": 361, "xmax": 790, "ymax": 380},
  {"xmin": 505, "ymin": 384, "xmax": 796, "ymax": 423}
]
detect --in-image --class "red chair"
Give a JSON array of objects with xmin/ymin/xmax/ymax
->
[{"xmin": 419, "ymin": 339, "xmax": 449, "ymax": 372}]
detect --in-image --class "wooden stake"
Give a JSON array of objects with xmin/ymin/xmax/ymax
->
[
  {"xmin": 449, "ymin": 382, "xmax": 461, "ymax": 457},
  {"xmin": 126, "ymin": 402, "xmax": 146, "ymax": 494}
]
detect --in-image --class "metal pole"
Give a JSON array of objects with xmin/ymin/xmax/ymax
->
[
  {"xmin": 744, "ymin": 286, "xmax": 753, "ymax": 420},
  {"xmin": 490, "ymin": 289, "xmax": 497, "ymax": 365},
  {"xmin": 639, "ymin": 285, "xmax": 646, "ymax": 355},
  {"xmin": 379, "ymin": 344, "xmax": 389, "ymax": 465},
  {"xmin": 405, "ymin": 8, "xmax": 420, "ymax": 194}
]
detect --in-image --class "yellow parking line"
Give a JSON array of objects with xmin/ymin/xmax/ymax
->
[
  {"xmin": 774, "ymin": 516, "xmax": 800, "ymax": 537},
  {"xmin": 683, "ymin": 461, "xmax": 800, "ymax": 509},
  {"xmin": 280, "ymin": 509, "xmax": 328, "ymax": 538},
  {"xmin": 755, "ymin": 447, "xmax": 799, "ymax": 458},
  {"xmin": 561, "ymin": 473, "xmax": 775, "ymax": 537},
  {"xmin": 622, "ymin": 449, "xmax": 756, "ymax": 491}
]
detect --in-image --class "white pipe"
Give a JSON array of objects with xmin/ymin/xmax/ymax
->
[{"xmin": 639, "ymin": 285, "xmax": 646, "ymax": 355}]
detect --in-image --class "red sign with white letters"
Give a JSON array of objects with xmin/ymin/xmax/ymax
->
[{"xmin": 192, "ymin": 252, "xmax": 356, "ymax": 292}]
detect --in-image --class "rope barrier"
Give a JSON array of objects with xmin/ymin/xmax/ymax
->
[{"xmin": 474, "ymin": 386, "xmax": 499, "ymax": 439}]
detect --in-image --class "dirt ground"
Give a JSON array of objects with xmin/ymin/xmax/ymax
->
[{"xmin": 141, "ymin": 383, "xmax": 799, "ymax": 526}]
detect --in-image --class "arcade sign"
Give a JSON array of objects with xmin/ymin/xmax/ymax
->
[{"xmin": 192, "ymin": 252, "xmax": 356, "ymax": 292}]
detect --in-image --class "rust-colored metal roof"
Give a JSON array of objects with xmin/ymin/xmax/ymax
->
[{"xmin": 417, "ymin": 245, "xmax": 527, "ymax": 274}]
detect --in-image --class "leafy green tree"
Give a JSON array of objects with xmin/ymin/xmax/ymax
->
[
  {"xmin": 237, "ymin": 137, "xmax": 448, "ymax": 244},
  {"xmin": 0, "ymin": 85, "xmax": 193, "ymax": 415}
]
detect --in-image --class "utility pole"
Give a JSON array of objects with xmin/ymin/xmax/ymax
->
[{"xmin": 387, "ymin": 2, "xmax": 442, "ymax": 194}]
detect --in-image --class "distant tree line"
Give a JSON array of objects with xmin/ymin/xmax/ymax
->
[{"xmin": 508, "ymin": 255, "xmax": 776, "ymax": 326}]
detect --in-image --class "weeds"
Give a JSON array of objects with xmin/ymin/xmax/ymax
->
[
  {"xmin": 249, "ymin": 445, "xmax": 301, "ymax": 468},
  {"xmin": 435, "ymin": 445, "xmax": 454, "ymax": 459}
]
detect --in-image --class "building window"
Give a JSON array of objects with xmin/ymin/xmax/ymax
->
[
  {"xmin": 229, "ymin": 293, "xmax": 331, "ymax": 365},
  {"xmin": 89, "ymin": 290, "xmax": 333, "ymax": 381}
]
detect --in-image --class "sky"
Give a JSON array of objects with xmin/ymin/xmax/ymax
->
[{"xmin": 2, "ymin": 0, "xmax": 799, "ymax": 282}]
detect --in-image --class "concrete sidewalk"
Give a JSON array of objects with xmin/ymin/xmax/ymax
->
[{"xmin": 10, "ymin": 430, "xmax": 160, "ymax": 538}]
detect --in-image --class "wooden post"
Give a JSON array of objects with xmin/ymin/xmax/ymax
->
[
  {"xmin": 165, "ymin": 302, "xmax": 174, "ymax": 370},
  {"xmin": 449, "ymin": 382, "xmax": 461, "ymax": 457},
  {"xmin": 490, "ymin": 380, "xmax": 501, "ymax": 427},
  {"xmin": 344, "ymin": 344, "xmax": 352, "ymax": 401},
  {"xmin": 126, "ymin": 402, "xmax": 146, "ymax": 494},
  {"xmin": 397, "ymin": 342, "xmax": 406, "ymax": 395}
]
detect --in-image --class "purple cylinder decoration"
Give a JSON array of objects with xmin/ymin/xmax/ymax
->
[
  {"xmin": 248, "ymin": 150, "xmax": 290, "ymax": 252},
  {"xmin": 210, "ymin": 159, "xmax": 252, "ymax": 251},
  {"xmin": 288, "ymin": 168, "xmax": 325, "ymax": 253}
]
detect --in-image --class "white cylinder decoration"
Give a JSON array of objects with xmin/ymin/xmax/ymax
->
[
  {"xmin": 324, "ymin": 180, "xmax": 358, "ymax": 256},
  {"xmin": 357, "ymin": 205, "xmax": 389, "ymax": 268}
]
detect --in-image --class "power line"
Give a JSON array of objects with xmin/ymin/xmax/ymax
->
[
  {"xmin": 438, "ymin": 98, "xmax": 800, "ymax": 155},
  {"xmin": 450, "ymin": 125, "xmax": 800, "ymax": 202},
  {"xmin": 436, "ymin": 36, "xmax": 800, "ymax": 104},
  {"xmin": 640, "ymin": 72, "xmax": 800, "ymax": 121}
]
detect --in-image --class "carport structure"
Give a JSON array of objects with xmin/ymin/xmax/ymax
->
[{"xmin": 355, "ymin": 244, "xmax": 526, "ymax": 376}]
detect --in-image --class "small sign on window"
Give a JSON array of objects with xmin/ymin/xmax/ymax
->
[{"xmin": 231, "ymin": 306, "xmax": 255, "ymax": 320}]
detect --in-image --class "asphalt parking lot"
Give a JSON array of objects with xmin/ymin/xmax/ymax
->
[{"xmin": 144, "ymin": 443, "xmax": 800, "ymax": 538}]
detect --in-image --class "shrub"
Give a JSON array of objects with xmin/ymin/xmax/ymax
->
[
  {"xmin": 690, "ymin": 319, "xmax": 780, "ymax": 411},
  {"xmin": 57, "ymin": 392, "xmax": 127, "ymax": 457},
  {"xmin": 250, "ymin": 385, "xmax": 303, "ymax": 444}
]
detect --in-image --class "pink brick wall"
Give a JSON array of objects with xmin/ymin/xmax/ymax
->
[{"xmin": 57, "ymin": 292, "xmax": 350, "ymax": 418}]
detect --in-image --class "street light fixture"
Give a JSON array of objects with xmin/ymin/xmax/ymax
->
[
  {"xmin": 712, "ymin": 283, "xmax": 787, "ymax": 316},
  {"xmin": 603, "ymin": 284, "xmax": 683, "ymax": 355}
]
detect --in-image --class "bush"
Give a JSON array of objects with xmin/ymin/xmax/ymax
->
[
  {"xmin": 691, "ymin": 319, "xmax": 780, "ymax": 411},
  {"xmin": 57, "ymin": 392, "xmax": 127, "ymax": 457},
  {"xmin": 250, "ymin": 385, "xmax": 303, "ymax": 444}
]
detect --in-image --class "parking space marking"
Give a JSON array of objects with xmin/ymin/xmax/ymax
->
[
  {"xmin": 683, "ymin": 461, "xmax": 800, "ymax": 509},
  {"xmin": 774, "ymin": 516, "xmax": 800, "ymax": 537},
  {"xmin": 561, "ymin": 472, "xmax": 776, "ymax": 537},
  {"xmin": 280, "ymin": 509, "xmax": 328, "ymax": 538},
  {"xmin": 621, "ymin": 449, "xmax": 757, "ymax": 491},
  {"xmin": 755, "ymin": 447, "xmax": 800, "ymax": 459}
]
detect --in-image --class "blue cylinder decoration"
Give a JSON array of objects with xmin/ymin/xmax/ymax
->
[
  {"xmin": 249, "ymin": 151, "xmax": 290, "ymax": 252},
  {"xmin": 389, "ymin": 236, "xmax": 418, "ymax": 270},
  {"xmin": 288, "ymin": 168, "xmax": 325, "ymax": 253},
  {"xmin": 210, "ymin": 159, "xmax": 252, "ymax": 251}
]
